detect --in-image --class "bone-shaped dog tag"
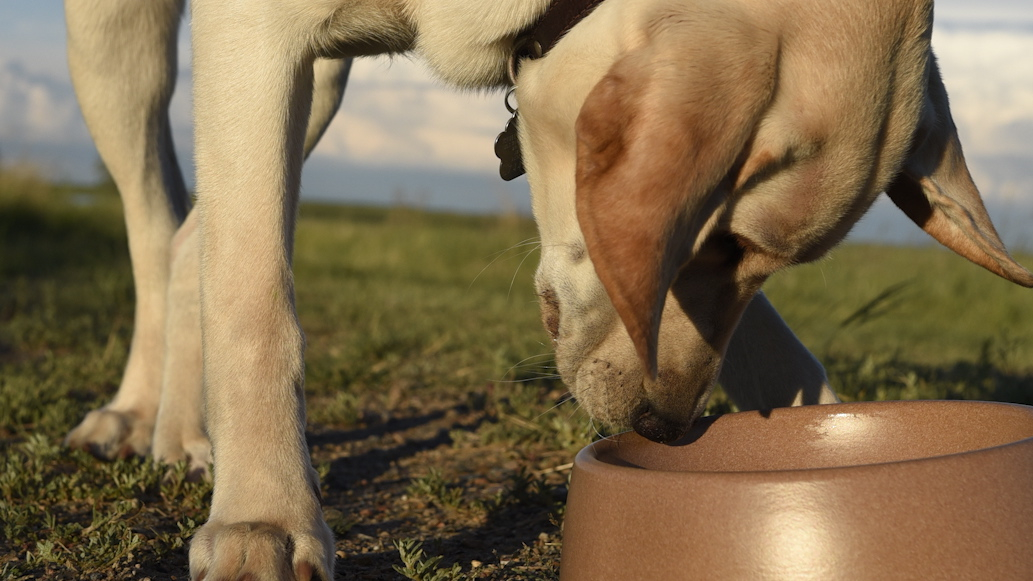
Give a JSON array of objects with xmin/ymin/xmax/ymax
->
[{"xmin": 495, "ymin": 114, "xmax": 526, "ymax": 181}]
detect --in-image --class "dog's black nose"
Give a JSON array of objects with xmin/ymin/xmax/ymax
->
[{"xmin": 631, "ymin": 400, "xmax": 689, "ymax": 444}]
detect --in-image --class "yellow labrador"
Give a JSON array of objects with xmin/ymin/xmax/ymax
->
[{"xmin": 62, "ymin": 0, "xmax": 1032, "ymax": 578}]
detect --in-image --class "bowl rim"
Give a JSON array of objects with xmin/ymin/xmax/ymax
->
[{"xmin": 576, "ymin": 400, "xmax": 1033, "ymax": 479}]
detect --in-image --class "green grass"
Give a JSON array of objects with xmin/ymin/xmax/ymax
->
[
  {"xmin": 1, "ymin": 163, "xmax": 1031, "ymax": 579},
  {"xmin": 764, "ymin": 244, "xmax": 1033, "ymax": 367},
  {"xmin": 762, "ymin": 243, "xmax": 1033, "ymax": 405}
]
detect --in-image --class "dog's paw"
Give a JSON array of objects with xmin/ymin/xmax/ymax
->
[
  {"xmin": 155, "ymin": 436, "xmax": 212, "ymax": 481},
  {"xmin": 189, "ymin": 520, "xmax": 335, "ymax": 581},
  {"xmin": 64, "ymin": 408, "xmax": 154, "ymax": 459},
  {"xmin": 153, "ymin": 426, "xmax": 212, "ymax": 481}
]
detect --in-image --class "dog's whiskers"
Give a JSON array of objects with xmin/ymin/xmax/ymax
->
[
  {"xmin": 493, "ymin": 373, "xmax": 562, "ymax": 384},
  {"xmin": 503, "ymin": 352, "xmax": 555, "ymax": 375},
  {"xmin": 535, "ymin": 392, "xmax": 576, "ymax": 421},
  {"xmin": 507, "ymin": 244, "xmax": 541, "ymax": 299},
  {"xmin": 469, "ymin": 237, "xmax": 541, "ymax": 288},
  {"xmin": 492, "ymin": 349, "xmax": 561, "ymax": 387},
  {"xmin": 590, "ymin": 418, "xmax": 613, "ymax": 442}
]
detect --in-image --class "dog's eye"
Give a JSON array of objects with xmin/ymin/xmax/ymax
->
[
  {"xmin": 695, "ymin": 233, "xmax": 748, "ymax": 270},
  {"xmin": 686, "ymin": 233, "xmax": 777, "ymax": 279}
]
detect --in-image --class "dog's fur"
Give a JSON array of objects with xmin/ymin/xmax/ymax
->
[{"xmin": 62, "ymin": 0, "xmax": 1032, "ymax": 577}]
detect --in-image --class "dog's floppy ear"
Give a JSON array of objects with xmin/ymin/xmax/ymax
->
[
  {"xmin": 887, "ymin": 59, "xmax": 1033, "ymax": 287},
  {"xmin": 574, "ymin": 18, "xmax": 777, "ymax": 379}
]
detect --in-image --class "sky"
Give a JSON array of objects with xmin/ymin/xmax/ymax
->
[{"xmin": 1, "ymin": 0, "xmax": 1032, "ymax": 248}]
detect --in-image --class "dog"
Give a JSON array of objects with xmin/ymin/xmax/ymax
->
[{"xmin": 62, "ymin": 0, "xmax": 1033, "ymax": 578}]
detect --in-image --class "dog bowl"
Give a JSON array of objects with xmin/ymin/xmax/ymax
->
[{"xmin": 560, "ymin": 400, "xmax": 1033, "ymax": 580}]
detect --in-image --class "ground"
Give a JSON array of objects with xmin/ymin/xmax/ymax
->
[{"xmin": 2, "ymin": 165, "xmax": 1032, "ymax": 580}]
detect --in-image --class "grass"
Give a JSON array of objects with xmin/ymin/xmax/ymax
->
[
  {"xmin": 762, "ymin": 241, "xmax": 1033, "ymax": 406},
  {"xmin": 1, "ymin": 162, "xmax": 1031, "ymax": 579}
]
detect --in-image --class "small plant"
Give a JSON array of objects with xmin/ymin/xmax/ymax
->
[
  {"xmin": 393, "ymin": 539, "xmax": 466, "ymax": 581},
  {"xmin": 407, "ymin": 469, "xmax": 465, "ymax": 510},
  {"xmin": 506, "ymin": 468, "xmax": 555, "ymax": 507}
]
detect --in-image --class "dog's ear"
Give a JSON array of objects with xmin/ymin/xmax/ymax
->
[
  {"xmin": 574, "ymin": 19, "xmax": 777, "ymax": 379},
  {"xmin": 887, "ymin": 59, "xmax": 1033, "ymax": 287}
]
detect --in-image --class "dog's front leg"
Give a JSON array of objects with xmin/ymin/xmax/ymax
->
[
  {"xmin": 64, "ymin": 0, "xmax": 190, "ymax": 458},
  {"xmin": 719, "ymin": 292, "xmax": 840, "ymax": 410},
  {"xmin": 149, "ymin": 57, "xmax": 351, "ymax": 481},
  {"xmin": 187, "ymin": 2, "xmax": 333, "ymax": 578},
  {"xmin": 150, "ymin": 211, "xmax": 210, "ymax": 478}
]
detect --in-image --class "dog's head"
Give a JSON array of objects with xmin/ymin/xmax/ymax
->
[{"xmin": 523, "ymin": 2, "xmax": 1033, "ymax": 443}]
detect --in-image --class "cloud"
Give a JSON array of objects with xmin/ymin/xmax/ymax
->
[
  {"xmin": 933, "ymin": 24, "xmax": 1033, "ymax": 156},
  {"xmin": 0, "ymin": 60, "xmax": 90, "ymax": 148},
  {"xmin": 314, "ymin": 26, "xmax": 1033, "ymax": 191},
  {"xmin": 929, "ymin": 24, "xmax": 1033, "ymax": 203},
  {"xmin": 935, "ymin": 0, "xmax": 1033, "ymax": 25},
  {"xmin": 1, "ymin": 15, "xmax": 1031, "ymax": 208},
  {"xmin": 311, "ymin": 57, "xmax": 510, "ymax": 173}
]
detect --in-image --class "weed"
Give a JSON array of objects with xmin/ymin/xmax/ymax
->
[
  {"xmin": 393, "ymin": 539, "xmax": 467, "ymax": 581},
  {"xmin": 407, "ymin": 469, "xmax": 466, "ymax": 510}
]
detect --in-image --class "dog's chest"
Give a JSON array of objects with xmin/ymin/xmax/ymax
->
[
  {"xmin": 316, "ymin": 0, "xmax": 549, "ymax": 87},
  {"xmin": 407, "ymin": 0, "xmax": 551, "ymax": 88}
]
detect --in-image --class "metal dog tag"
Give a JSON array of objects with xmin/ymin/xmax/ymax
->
[{"xmin": 495, "ymin": 113, "xmax": 526, "ymax": 181}]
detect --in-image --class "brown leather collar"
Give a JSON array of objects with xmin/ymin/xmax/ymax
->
[{"xmin": 509, "ymin": 0, "xmax": 607, "ymax": 82}]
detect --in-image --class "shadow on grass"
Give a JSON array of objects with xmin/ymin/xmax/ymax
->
[
  {"xmin": 330, "ymin": 480, "xmax": 560, "ymax": 581},
  {"xmin": 309, "ymin": 410, "xmax": 452, "ymax": 448},
  {"xmin": 322, "ymin": 423, "xmax": 468, "ymax": 492},
  {"xmin": 430, "ymin": 484, "xmax": 563, "ymax": 576},
  {"xmin": 827, "ymin": 354, "xmax": 1033, "ymax": 405},
  {"xmin": 306, "ymin": 402, "xmax": 563, "ymax": 578}
]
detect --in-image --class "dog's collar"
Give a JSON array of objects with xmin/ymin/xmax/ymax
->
[
  {"xmin": 495, "ymin": 0, "xmax": 606, "ymax": 181},
  {"xmin": 508, "ymin": 0, "xmax": 607, "ymax": 83}
]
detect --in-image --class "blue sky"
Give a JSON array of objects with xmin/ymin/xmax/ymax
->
[{"xmin": 1, "ymin": 0, "xmax": 1032, "ymax": 246}]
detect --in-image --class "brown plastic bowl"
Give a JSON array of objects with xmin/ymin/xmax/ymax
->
[{"xmin": 560, "ymin": 400, "xmax": 1033, "ymax": 580}]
